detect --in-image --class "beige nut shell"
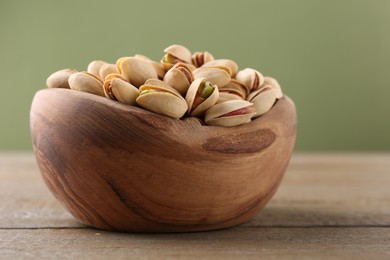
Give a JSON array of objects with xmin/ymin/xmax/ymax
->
[
  {"xmin": 46, "ymin": 68, "xmax": 77, "ymax": 89},
  {"xmin": 185, "ymin": 78, "xmax": 219, "ymax": 117},
  {"xmin": 193, "ymin": 67, "xmax": 231, "ymax": 88},
  {"xmin": 205, "ymin": 100, "xmax": 256, "ymax": 127},
  {"xmin": 117, "ymin": 57, "xmax": 157, "ymax": 87},
  {"xmin": 202, "ymin": 59, "xmax": 238, "ymax": 77},
  {"xmin": 236, "ymin": 68, "xmax": 265, "ymax": 91},
  {"xmin": 103, "ymin": 73, "xmax": 139, "ymax": 105},
  {"xmin": 68, "ymin": 72, "xmax": 104, "ymax": 96},
  {"xmin": 163, "ymin": 62, "xmax": 194, "ymax": 96},
  {"xmin": 136, "ymin": 80, "xmax": 188, "ymax": 119},
  {"xmin": 247, "ymin": 86, "xmax": 277, "ymax": 118}
]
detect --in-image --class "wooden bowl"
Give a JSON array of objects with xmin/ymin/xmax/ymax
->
[{"xmin": 30, "ymin": 89, "xmax": 296, "ymax": 233}]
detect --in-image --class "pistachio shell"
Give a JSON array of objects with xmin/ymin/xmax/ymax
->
[
  {"xmin": 219, "ymin": 79, "xmax": 247, "ymax": 99},
  {"xmin": 205, "ymin": 100, "xmax": 256, "ymax": 127},
  {"xmin": 144, "ymin": 78, "xmax": 173, "ymax": 89},
  {"xmin": 137, "ymin": 83, "xmax": 188, "ymax": 119},
  {"xmin": 87, "ymin": 60, "xmax": 107, "ymax": 78},
  {"xmin": 248, "ymin": 87, "xmax": 277, "ymax": 118},
  {"xmin": 217, "ymin": 92, "xmax": 242, "ymax": 104},
  {"xmin": 164, "ymin": 44, "xmax": 192, "ymax": 64},
  {"xmin": 160, "ymin": 44, "xmax": 192, "ymax": 70},
  {"xmin": 116, "ymin": 56, "xmax": 129, "ymax": 73},
  {"xmin": 185, "ymin": 78, "xmax": 219, "ymax": 116},
  {"xmin": 103, "ymin": 73, "xmax": 139, "ymax": 105},
  {"xmin": 202, "ymin": 59, "xmax": 238, "ymax": 77},
  {"xmin": 163, "ymin": 62, "xmax": 194, "ymax": 95},
  {"xmin": 192, "ymin": 51, "xmax": 214, "ymax": 67},
  {"xmin": 236, "ymin": 68, "xmax": 265, "ymax": 91},
  {"xmin": 142, "ymin": 79, "xmax": 182, "ymax": 96},
  {"xmin": 185, "ymin": 63, "xmax": 197, "ymax": 71},
  {"xmin": 68, "ymin": 72, "xmax": 104, "ymax": 96},
  {"xmin": 117, "ymin": 57, "xmax": 158, "ymax": 88},
  {"xmin": 264, "ymin": 76, "xmax": 283, "ymax": 99},
  {"xmin": 135, "ymin": 54, "xmax": 166, "ymax": 79},
  {"xmin": 193, "ymin": 67, "xmax": 231, "ymax": 88},
  {"xmin": 99, "ymin": 64, "xmax": 117, "ymax": 82},
  {"xmin": 46, "ymin": 68, "xmax": 77, "ymax": 89}
]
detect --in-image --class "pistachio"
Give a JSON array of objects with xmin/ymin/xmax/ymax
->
[
  {"xmin": 193, "ymin": 67, "xmax": 231, "ymax": 88},
  {"xmin": 46, "ymin": 68, "xmax": 77, "ymax": 89},
  {"xmin": 87, "ymin": 60, "xmax": 107, "ymax": 78},
  {"xmin": 68, "ymin": 72, "xmax": 104, "ymax": 96},
  {"xmin": 236, "ymin": 68, "xmax": 265, "ymax": 91},
  {"xmin": 192, "ymin": 51, "xmax": 214, "ymax": 67},
  {"xmin": 103, "ymin": 73, "xmax": 139, "ymax": 105},
  {"xmin": 135, "ymin": 54, "xmax": 166, "ymax": 79},
  {"xmin": 99, "ymin": 63, "xmax": 117, "ymax": 82},
  {"xmin": 117, "ymin": 57, "xmax": 157, "ymax": 88},
  {"xmin": 185, "ymin": 63, "xmax": 197, "ymax": 71},
  {"xmin": 161, "ymin": 44, "xmax": 192, "ymax": 70},
  {"xmin": 45, "ymin": 44, "xmax": 284, "ymax": 127},
  {"xmin": 202, "ymin": 59, "xmax": 238, "ymax": 77},
  {"xmin": 163, "ymin": 62, "xmax": 194, "ymax": 95},
  {"xmin": 264, "ymin": 76, "xmax": 283, "ymax": 99},
  {"xmin": 247, "ymin": 86, "xmax": 277, "ymax": 118},
  {"xmin": 185, "ymin": 78, "xmax": 219, "ymax": 116},
  {"xmin": 216, "ymin": 92, "xmax": 243, "ymax": 104},
  {"xmin": 219, "ymin": 79, "xmax": 248, "ymax": 99},
  {"xmin": 144, "ymin": 78, "xmax": 172, "ymax": 88},
  {"xmin": 136, "ymin": 79, "xmax": 188, "ymax": 119},
  {"xmin": 205, "ymin": 100, "xmax": 256, "ymax": 127}
]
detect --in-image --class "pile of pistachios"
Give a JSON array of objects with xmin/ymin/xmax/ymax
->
[{"xmin": 46, "ymin": 44, "xmax": 283, "ymax": 127}]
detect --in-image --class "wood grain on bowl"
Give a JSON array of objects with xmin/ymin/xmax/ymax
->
[{"xmin": 30, "ymin": 89, "xmax": 296, "ymax": 232}]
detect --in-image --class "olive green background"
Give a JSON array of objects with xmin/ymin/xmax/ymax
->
[{"xmin": 1, "ymin": 0, "xmax": 389, "ymax": 151}]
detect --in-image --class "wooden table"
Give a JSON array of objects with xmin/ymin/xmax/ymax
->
[{"xmin": 1, "ymin": 153, "xmax": 389, "ymax": 259}]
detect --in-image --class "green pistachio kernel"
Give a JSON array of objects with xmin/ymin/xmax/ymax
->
[
  {"xmin": 139, "ymin": 89, "xmax": 155, "ymax": 95},
  {"xmin": 200, "ymin": 81, "xmax": 214, "ymax": 98},
  {"xmin": 163, "ymin": 53, "xmax": 174, "ymax": 64}
]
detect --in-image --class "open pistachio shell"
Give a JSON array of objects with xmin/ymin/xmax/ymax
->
[
  {"xmin": 219, "ymin": 79, "xmax": 247, "ymax": 99},
  {"xmin": 247, "ymin": 86, "xmax": 277, "ymax": 118},
  {"xmin": 217, "ymin": 92, "xmax": 243, "ymax": 104},
  {"xmin": 161, "ymin": 44, "xmax": 192, "ymax": 70},
  {"xmin": 202, "ymin": 59, "xmax": 238, "ymax": 77},
  {"xmin": 205, "ymin": 100, "xmax": 256, "ymax": 127},
  {"xmin": 264, "ymin": 76, "xmax": 283, "ymax": 99},
  {"xmin": 144, "ymin": 78, "xmax": 173, "ymax": 89},
  {"xmin": 87, "ymin": 60, "xmax": 107, "ymax": 78},
  {"xmin": 46, "ymin": 68, "xmax": 77, "ymax": 89},
  {"xmin": 185, "ymin": 78, "xmax": 219, "ymax": 117},
  {"xmin": 193, "ymin": 67, "xmax": 231, "ymax": 88},
  {"xmin": 185, "ymin": 63, "xmax": 197, "ymax": 71},
  {"xmin": 163, "ymin": 62, "xmax": 194, "ymax": 96},
  {"xmin": 136, "ymin": 81, "xmax": 188, "ymax": 119},
  {"xmin": 99, "ymin": 64, "xmax": 117, "ymax": 82},
  {"xmin": 135, "ymin": 54, "xmax": 166, "ymax": 79},
  {"xmin": 116, "ymin": 57, "xmax": 129, "ymax": 73},
  {"xmin": 192, "ymin": 51, "xmax": 214, "ymax": 67},
  {"xmin": 68, "ymin": 72, "xmax": 104, "ymax": 96},
  {"xmin": 103, "ymin": 73, "xmax": 139, "ymax": 105},
  {"xmin": 236, "ymin": 68, "xmax": 265, "ymax": 91},
  {"xmin": 103, "ymin": 73, "xmax": 126, "ymax": 98},
  {"xmin": 117, "ymin": 57, "xmax": 157, "ymax": 88}
]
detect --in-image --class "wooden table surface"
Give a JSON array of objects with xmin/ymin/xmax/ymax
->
[{"xmin": 1, "ymin": 153, "xmax": 389, "ymax": 259}]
